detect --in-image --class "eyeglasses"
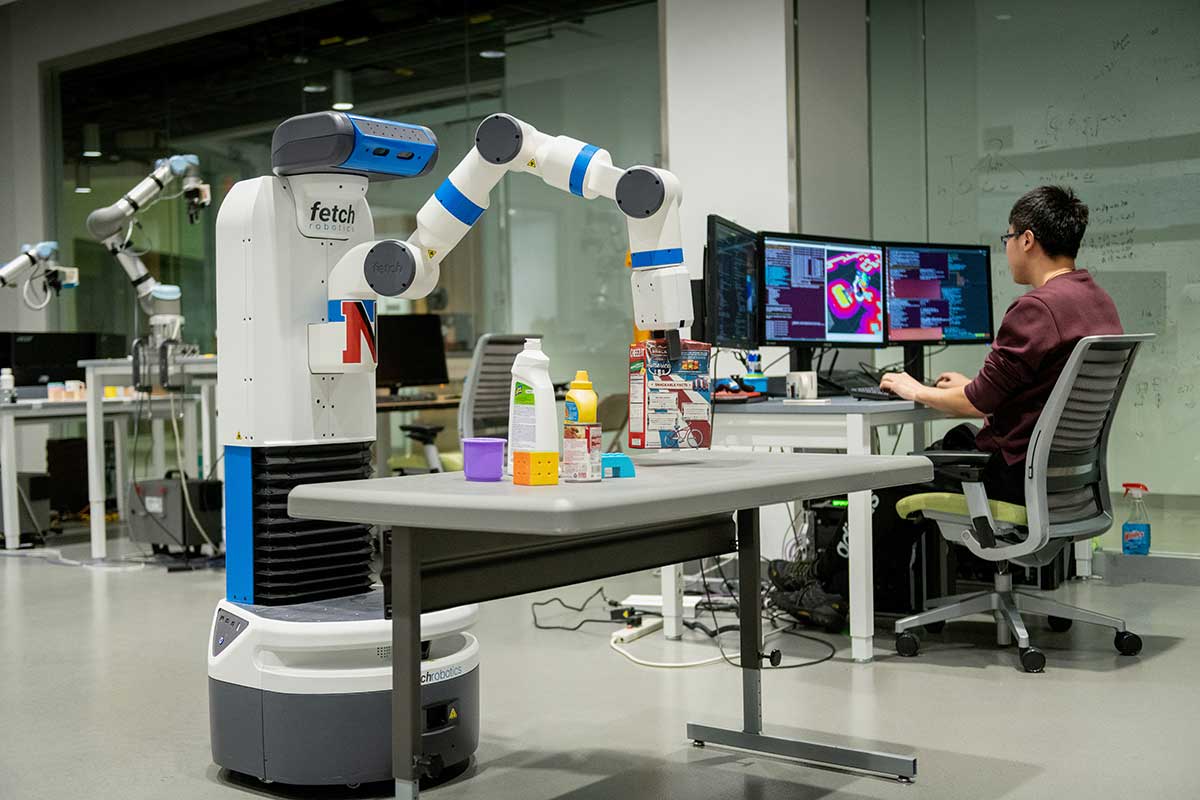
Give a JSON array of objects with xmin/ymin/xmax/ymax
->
[{"xmin": 1000, "ymin": 232, "xmax": 1019, "ymax": 245}]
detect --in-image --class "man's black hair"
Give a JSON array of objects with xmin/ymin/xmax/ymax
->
[{"xmin": 1008, "ymin": 185, "xmax": 1089, "ymax": 259}]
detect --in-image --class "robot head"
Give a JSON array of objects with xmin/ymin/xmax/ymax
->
[{"xmin": 271, "ymin": 111, "xmax": 439, "ymax": 181}]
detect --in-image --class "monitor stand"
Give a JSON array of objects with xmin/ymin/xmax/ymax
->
[
  {"xmin": 788, "ymin": 346, "xmax": 814, "ymax": 372},
  {"xmin": 902, "ymin": 343, "xmax": 926, "ymax": 384}
]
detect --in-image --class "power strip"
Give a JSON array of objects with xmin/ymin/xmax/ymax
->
[
  {"xmin": 611, "ymin": 616, "xmax": 663, "ymax": 644},
  {"xmin": 619, "ymin": 594, "xmax": 701, "ymax": 618}
]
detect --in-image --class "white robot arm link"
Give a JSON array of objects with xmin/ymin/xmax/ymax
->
[
  {"xmin": 85, "ymin": 154, "xmax": 211, "ymax": 316},
  {"xmin": 0, "ymin": 241, "xmax": 78, "ymax": 311},
  {"xmin": 326, "ymin": 113, "xmax": 693, "ymax": 357}
]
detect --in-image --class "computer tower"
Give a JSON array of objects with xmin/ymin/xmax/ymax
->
[{"xmin": 129, "ymin": 477, "xmax": 223, "ymax": 549}]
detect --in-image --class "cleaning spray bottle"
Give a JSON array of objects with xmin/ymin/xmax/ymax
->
[
  {"xmin": 1121, "ymin": 483, "xmax": 1151, "ymax": 555},
  {"xmin": 507, "ymin": 338, "xmax": 558, "ymax": 484}
]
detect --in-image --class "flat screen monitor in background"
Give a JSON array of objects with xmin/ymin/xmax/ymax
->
[
  {"xmin": 760, "ymin": 233, "xmax": 885, "ymax": 346},
  {"xmin": 704, "ymin": 215, "xmax": 759, "ymax": 349},
  {"xmin": 375, "ymin": 314, "xmax": 449, "ymax": 389},
  {"xmin": 885, "ymin": 243, "xmax": 993, "ymax": 344},
  {"xmin": 9, "ymin": 332, "xmax": 126, "ymax": 384}
]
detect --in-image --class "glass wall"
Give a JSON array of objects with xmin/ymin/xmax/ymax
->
[
  {"xmin": 870, "ymin": 0, "xmax": 1200, "ymax": 553},
  {"xmin": 50, "ymin": 0, "xmax": 659, "ymax": 459}
]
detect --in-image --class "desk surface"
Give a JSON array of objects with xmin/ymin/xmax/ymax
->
[
  {"xmin": 78, "ymin": 355, "xmax": 218, "ymax": 373},
  {"xmin": 716, "ymin": 396, "xmax": 923, "ymax": 415},
  {"xmin": 0, "ymin": 396, "xmax": 188, "ymax": 419},
  {"xmin": 375, "ymin": 395, "xmax": 461, "ymax": 413},
  {"xmin": 289, "ymin": 450, "xmax": 931, "ymax": 536}
]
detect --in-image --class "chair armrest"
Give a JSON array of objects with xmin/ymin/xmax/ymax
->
[
  {"xmin": 400, "ymin": 424, "xmax": 445, "ymax": 445},
  {"xmin": 912, "ymin": 450, "xmax": 991, "ymax": 484}
]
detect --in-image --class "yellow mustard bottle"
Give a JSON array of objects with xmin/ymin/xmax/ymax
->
[{"xmin": 564, "ymin": 370, "xmax": 598, "ymax": 423}]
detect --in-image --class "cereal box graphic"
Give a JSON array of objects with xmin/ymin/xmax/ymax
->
[{"xmin": 628, "ymin": 339, "xmax": 712, "ymax": 449}]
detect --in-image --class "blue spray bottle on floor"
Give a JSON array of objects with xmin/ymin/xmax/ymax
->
[{"xmin": 1121, "ymin": 483, "xmax": 1151, "ymax": 556}]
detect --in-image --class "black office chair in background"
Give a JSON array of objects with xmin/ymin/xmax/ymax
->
[{"xmin": 892, "ymin": 334, "xmax": 1153, "ymax": 672}]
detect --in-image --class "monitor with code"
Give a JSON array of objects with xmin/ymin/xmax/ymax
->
[
  {"xmin": 760, "ymin": 233, "xmax": 884, "ymax": 345},
  {"xmin": 704, "ymin": 215, "xmax": 759, "ymax": 349},
  {"xmin": 885, "ymin": 243, "xmax": 993, "ymax": 344}
]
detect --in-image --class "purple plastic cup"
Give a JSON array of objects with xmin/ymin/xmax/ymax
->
[{"xmin": 463, "ymin": 437, "xmax": 506, "ymax": 482}]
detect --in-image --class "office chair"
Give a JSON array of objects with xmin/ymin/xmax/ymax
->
[
  {"xmin": 595, "ymin": 393, "xmax": 629, "ymax": 452},
  {"xmin": 893, "ymin": 334, "xmax": 1152, "ymax": 673}
]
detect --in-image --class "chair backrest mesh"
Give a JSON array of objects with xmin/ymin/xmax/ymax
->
[
  {"xmin": 1026, "ymin": 335, "xmax": 1151, "ymax": 536},
  {"xmin": 458, "ymin": 334, "xmax": 539, "ymax": 439}
]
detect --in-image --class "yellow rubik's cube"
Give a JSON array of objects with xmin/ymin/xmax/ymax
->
[{"xmin": 512, "ymin": 451, "xmax": 559, "ymax": 486}]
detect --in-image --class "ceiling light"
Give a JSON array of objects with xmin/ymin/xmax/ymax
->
[
  {"xmin": 479, "ymin": 50, "xmax": 506, "ymax": 59},
  {"xmin": 332, "ymin": 69, "xmax": 354, "ymax": 111},
  {"xmin": 75, "ymin": 161, "xmax": 92, "ymax": 193},
  {"xmin": 82, "ymin": 123, "xmax": 101, "ymax": 158},
  {"xmin": 995, "ymin": 13, "xmax": 1012, "ymax": 20},
  {"xmin": 303, "ymin": 82, "xmax": 329, "ymax": 93},
  {"xmin": 344, "ymin": 36, "xmax": 369, "ymax": 46}
]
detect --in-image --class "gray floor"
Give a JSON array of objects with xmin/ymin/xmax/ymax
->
[{"xmin": 1, "ymin": 540, "xmax": 1196, "ymax": 800}]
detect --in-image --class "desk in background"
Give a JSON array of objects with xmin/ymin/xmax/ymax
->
[
  {"xmin": 289, "ymin": 451, "xmax": 932, "ymax": 796},
  {"xmin": 79, "ymin": 356, "xmax": 217, "ymax": 559},
  {"xmin": 0, "ymin": 396, "xmax": 196, "ymax": 551},
  {"xmin": 713, "ymin": 396, "xmax": 977, "ymax": 662}
]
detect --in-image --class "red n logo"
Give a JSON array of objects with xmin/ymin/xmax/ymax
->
[{"xmin": 341, "ymin": 300, "xmax": 377, "ymax": 364}]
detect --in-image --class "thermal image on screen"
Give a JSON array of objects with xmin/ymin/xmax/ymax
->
[
  {"xmin": 762, "ymin": 236, "xmax": 885, "ymax": 344},
  {"xmin": 825, "ymin": 249, "xmax": 883, "ymax": 337}
]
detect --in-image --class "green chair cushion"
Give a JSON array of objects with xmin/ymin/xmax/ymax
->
[
  {"xmin": 387, "ymin": 451, "xmax": 464, "ymax": 473},
  {"xmin": 896, "ymin": 492, "xmax": 1028, "ymax": 526}
]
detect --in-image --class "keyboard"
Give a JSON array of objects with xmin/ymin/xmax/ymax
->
[{"xmin": 848, "ymin": 386, "xmax": 897, "ymax": 402}]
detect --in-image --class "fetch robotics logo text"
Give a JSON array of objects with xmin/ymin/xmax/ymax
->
[
  {"xmin": 420, "ymin": 665, "xmax": 464, "ymax": 685},
  {"xmin": 307, "ymin": 201, "xmax": 356, "ymax": 233}
]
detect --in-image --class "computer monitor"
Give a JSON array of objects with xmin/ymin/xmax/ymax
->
[
  {"xmin": 760, "ymin": 232, "xmax": 885, "ymax": 346},
  {"xmin": 704, "ymin": 215, "xmax": 759, "ymax": 349},
  {"xmin": 375, "ymin": 314, "xmax": 450, "ymax": 389},
  {"xmin": 9, "ymin": 332, "xmax": 126, "ymax": 384},
  {"xmin": 885, "ymin": 242, "xmax": 993, "ymax": 344}
]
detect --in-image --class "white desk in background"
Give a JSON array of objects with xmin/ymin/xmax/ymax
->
[
  {"xmin": 79, "ymin": 356, "xmax": 218, "ymax": 560},
  {"xmin": 0, "ymin": 396, "xmax": 193, "ymax": 551},
  {"xmin": 712, "ymin": 396, "xmax": 976, "ymax": 662}
]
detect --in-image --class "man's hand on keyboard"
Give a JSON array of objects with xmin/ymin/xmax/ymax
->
[{"xmin": 879, "ymin": 371, "xmax": 924, "ymax": 401}]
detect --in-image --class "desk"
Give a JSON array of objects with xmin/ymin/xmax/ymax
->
[
  {"xmin": 79, "ymin": 356, "xmax": 218, "ymax": 559},
  {"xmin": 289, "ymin": 451, "xmax": 932, "ymax": 796},
  {"xmin": 714, "ymin": 397, "xmax": 972, "ymax": 662},
  {"xmin": 374, "ymin": 395, "xmax": 462, "ymax": 477},
  {"xmin": 0, "ymin": 397, "xmax": 189, "ymax": 550}
]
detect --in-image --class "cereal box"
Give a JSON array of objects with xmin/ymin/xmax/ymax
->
[{"xmin": 628, "ymin": 339, "xmax": 712, "ymax": 449}]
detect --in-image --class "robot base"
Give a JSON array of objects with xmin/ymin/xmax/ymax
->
[{"xmin": 208, "ymin": 591, "xmax": 479, "ymax": 786}]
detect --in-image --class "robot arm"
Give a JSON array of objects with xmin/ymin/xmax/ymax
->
[
  {"xmin": 325, "ymin": 113, "xmax": 693, "ymax": 358},
  {"xmin": 86, "ymin": 154, "xmax": 211, "ymax": 317},
  {"xmin": 0, "ymin": 241, "xmax": 78, "ymax": 311}
]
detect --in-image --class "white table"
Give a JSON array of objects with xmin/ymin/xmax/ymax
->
[
  {"xmin": 288, "ymin": 451, "xmax": 933, "ymax": 794},
  {"xmin": 713, "ymin": 396, "xmax": 975, "ymax": 662},
  {"xmin": 0, "ymin": 397, "xmax": 187, "ymax": 551},
  {"xmin": 79, "ymin": 356, "xmax": 218, "ymax": 559}
]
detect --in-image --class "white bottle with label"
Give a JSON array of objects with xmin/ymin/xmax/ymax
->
[{"xmin": 507, "ymin": 338, "xmax": 557, "ymax": 474}]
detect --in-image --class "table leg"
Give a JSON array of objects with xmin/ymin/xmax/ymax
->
[
  {"xmin": 113, "ymin": 417, "xmax": 129, "ymax": 522},
  {"xmin": 376, "ymin": 410, "xmax": 391, "ymax": 478},
  {"xmin": 737, "ymin": 508, "xmax": 763, "ymax": 733},
  {"xmin": 847, "ymin": 413, "xmax": 874, "ymax": 663},
  {"xmin": 685, "ymin": 506, "xmax": 917, "ymax": 780},
  {"xmin": 391, "ymin": 527, "xmax": 422, "ymax": 799},
  {"xmin": 182, "ymin": 398, "xmax": 198, "ymax": 478},
  {"xmin": 200, "ymin": 382, "xmax": 216, "ymax": 479},
  {"xmin": 1, "ymin": 412, "xmax": 19, "ymax": 549},
  {"xmin": 151, "ymin": 417, "xmax": 166, "ymax": 478},
  {"xmin": 85, "ymin": 368, "xmax": 107, "ymax": 560},
  {"xmin": 661, "ymin": 562, "xmax": 684, "ymax": 640}
]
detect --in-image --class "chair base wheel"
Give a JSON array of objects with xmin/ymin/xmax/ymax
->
[
  {"xmin": 1114, "ymin": 630, "xmax": 1142, "ymax": 656},
  {"xmin": 895, "ymin": 631, "xmax": 921, "ymax": 657},
  {"xmin": 1047, "ymin": 616, "xmax": 1072, "ymax": 632},
  {"xmin": 1019, "ymin": 646, "xmax": 1046, "ymax": 673}
]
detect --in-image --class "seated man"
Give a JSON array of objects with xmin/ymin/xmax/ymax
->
[{"xmin": 880, "ymin": 185, "xmax": 1123, "ymax": 504}]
